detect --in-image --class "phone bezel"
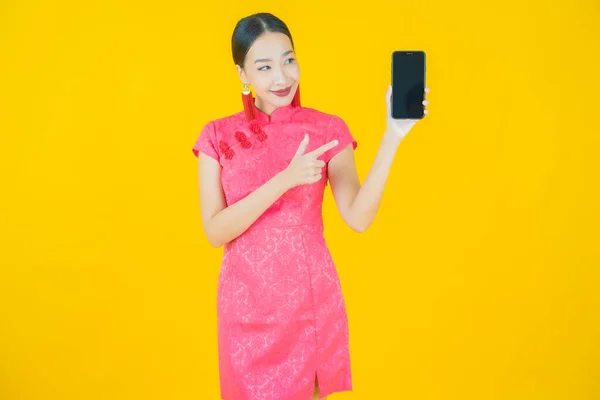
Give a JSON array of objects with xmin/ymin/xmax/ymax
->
[{"xmin": 391, "ymin": 50, "xmax": 426, "ymax": 120}]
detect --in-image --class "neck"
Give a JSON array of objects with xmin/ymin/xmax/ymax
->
[{"xmin": 254, "ymin": 97, "xmax": 277, "ymax": 116}]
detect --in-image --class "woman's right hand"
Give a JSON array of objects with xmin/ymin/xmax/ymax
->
[{"xmin": 280, "ymin": 134, "xmax": 339, "ymax": 189}]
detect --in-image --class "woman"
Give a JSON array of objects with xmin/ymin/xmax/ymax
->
[{"xmin": 193, "ymin": 12, "xmax": 429, "ymax": 400}]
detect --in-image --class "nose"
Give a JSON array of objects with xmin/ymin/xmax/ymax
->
[{"xmin": 272, "ymin": 67, "xmax": 286, "ymax": 85}]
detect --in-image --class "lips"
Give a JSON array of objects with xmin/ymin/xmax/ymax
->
[{"xmin": 271, "ymin": 86, "xmax": 292, "ymax": 97}]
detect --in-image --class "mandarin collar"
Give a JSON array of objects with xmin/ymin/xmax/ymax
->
[{"xmin": 249, "ymin": 97, "xmax": 298, "ymax": 124}]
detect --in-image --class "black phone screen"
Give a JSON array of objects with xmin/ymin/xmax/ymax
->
[{"xmin": 392, "ymin": 51, "xmax": 426, "ymax": 119}]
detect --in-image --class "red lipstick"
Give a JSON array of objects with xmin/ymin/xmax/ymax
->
[{"xmin": 271, "ymin": 86, "xmax": 292, "ymax": 97}]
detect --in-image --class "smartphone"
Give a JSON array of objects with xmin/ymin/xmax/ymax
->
[{"xmin": 391, "ymin": 50, "xmax": 426, "ymax": 119}]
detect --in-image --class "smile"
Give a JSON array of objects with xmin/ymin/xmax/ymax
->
[{"xmin": 271, "ymin": 86, "xmax": 292, "ymax": 97}]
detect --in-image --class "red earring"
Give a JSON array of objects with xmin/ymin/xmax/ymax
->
[
  {"xmin": 291, "ymin": 84, "xmax": 301, "ymax": 107},
  {"xmin": 241, "ymin": 83, "xmax": 255, "ymax": 121}
]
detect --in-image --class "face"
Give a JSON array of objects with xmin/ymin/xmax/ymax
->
[{"xmin": 236, "ymin": 31, "xmax": 300, "ymax": 114}]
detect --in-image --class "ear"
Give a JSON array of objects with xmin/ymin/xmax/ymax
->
[{"xmin": 235, "ymin": 64, "xmax": 248, "ymax": 84}]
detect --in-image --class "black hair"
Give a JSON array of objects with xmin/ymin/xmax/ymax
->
[{"xmin": 231, "ymin": 13, "xmax": 295, "ymax": 69}]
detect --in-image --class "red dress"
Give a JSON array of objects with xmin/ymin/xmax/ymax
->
[{"xmin": 193, "ymin": 98, "xmax": 358, "ymax": 400}]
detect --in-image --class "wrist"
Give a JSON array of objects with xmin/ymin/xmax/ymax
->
[
  {"xmin": 382, "ymin": 130, "xmax": 403, "ymax": 146},
  {"xmin": 273, "ymin": 170, "xmax": 292, "ymax": 193}
]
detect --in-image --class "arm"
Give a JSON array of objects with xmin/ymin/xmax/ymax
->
[
  {"xmin": 327, "ymin": 133, "xmax": 402, "ymax": 233},
  {"xmin": 327, "ymin": 84, "xmax": 430, "ymax": 232},
  {"xmin": 197, "ymin": 134, "xmax": 339, "ymax": 248},
  {"xmin": 198, "ymin": 154, "xmax": 290, "ymax": 248}
]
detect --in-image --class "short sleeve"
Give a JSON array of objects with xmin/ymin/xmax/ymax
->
[
  {"xmin": 192, "ymin": 121, "xmax": 219, "ymax": 161},
  {"xmin": 323, "ymin": 114, "xmax": 358, "ymax": 163}
]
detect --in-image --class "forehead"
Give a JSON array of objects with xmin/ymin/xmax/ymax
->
[{"xmin": 246, "ymin": 32, "xmax": 293, "ymax": 60}]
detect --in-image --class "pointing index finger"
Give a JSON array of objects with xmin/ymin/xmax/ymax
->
[{"xmin": 306, "ymin": 139, "xmax": 339, "ymax": 158}]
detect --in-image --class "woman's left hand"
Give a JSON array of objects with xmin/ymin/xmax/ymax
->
[{"xmin": 384, "ymin": 84, "xmax": 430, "ymax": 142}]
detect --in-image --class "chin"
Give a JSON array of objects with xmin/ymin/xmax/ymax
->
[{"xmin": 271, "ymin": 94, "xmax": 292, "ymax": 105}]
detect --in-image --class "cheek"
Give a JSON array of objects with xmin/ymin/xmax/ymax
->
[
  {"xmin": 288, "ymin": 64, "xmax": 300, "ymax": 81},
  {"xmin": 251, "ymin": 74, "xmax": 272, "ymax": 92}
]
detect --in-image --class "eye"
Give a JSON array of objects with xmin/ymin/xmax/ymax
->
[{"xmin": 257, "ymin": 58, "xmax": 295, "ymax": 71}]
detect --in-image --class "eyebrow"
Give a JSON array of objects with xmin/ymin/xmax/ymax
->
[{"xmin": 254, "ymin": 50, "xmax": 294, "ymax": 64}]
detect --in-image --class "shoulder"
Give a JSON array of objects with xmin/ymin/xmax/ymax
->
[
  {"xmin": 193, "ymin": 111, "xmax": 247, "ymax": 159},
  {"xmin": 291, "ymin": 106, "xmax": 349, "ymax": 130},
  {"xmin": 196, "ymin": 111, "xmax": 248, "ymax": 147},
  {"xmin": 297, "ymin": 107, "xmax": 351, "ymax": 134},
  {"xmin": 200, "ymin": 106, "xmax": 349, "ymax": 136},
  {"xmin": 293, "ymin": 108, "xmax": 355, "ymax": 161},
  {"xmin": 296, "ymin": 106, "xmax": 339, "ymax": 120},
  {"xmin": 203, "ymin": 111, "xmax": 247, "ymax": 132}
]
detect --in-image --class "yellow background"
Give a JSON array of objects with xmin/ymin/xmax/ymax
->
[{"xmin": 1, "ymin": 0, "xmax": 599, "ymax": 399}]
